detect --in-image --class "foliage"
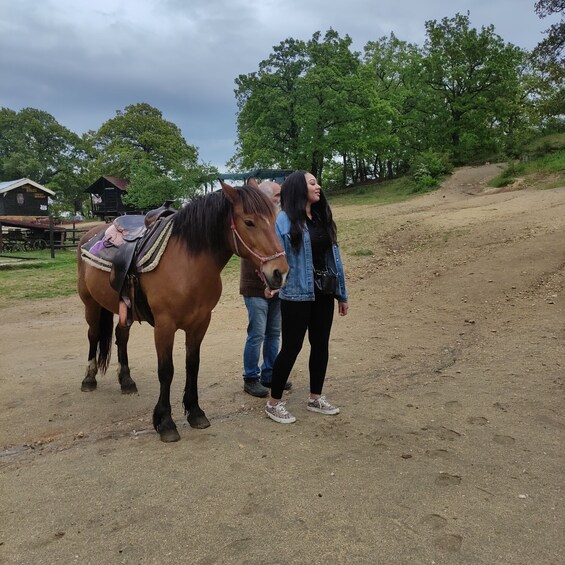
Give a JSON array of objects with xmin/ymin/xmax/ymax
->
[
  {"xmin": 86, "ymin": 103, "xmax": 216, "ymax": 208},
  {"xmin": 420, "ymin": 14, "xmax": 526, "ymax": 164},
  {"xmin": 523, "ymin": 132, "xmax": 565, "ymax": 157},
  {"xmin": 488, "ymin": 145, "xmax": 565, "ymax": 188},
  {"xmin": 122, "ymin": 161, "xmax": 193, "ymax": 209},
  {"xmin": 533, "ymin": 1, "xmax": 565, "ymax": 69},
  {"xmin": 410, "ymin": 150, "xmax": 453, "ymax": 186},
  {"xmin": 530, "ymin": 1, "xmax": 565, "ymax": 128},
  {"xmin": 233, "ymin": 16, "xmax": 535, "ymax": 187},
  {"xmin": 0, "ymin": 107, "xmax": 90, "ymax": 207}
]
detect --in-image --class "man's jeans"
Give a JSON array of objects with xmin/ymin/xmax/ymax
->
[{"xmin": 243, "ymin": 296, "xmax": 281, "ymax": 385}]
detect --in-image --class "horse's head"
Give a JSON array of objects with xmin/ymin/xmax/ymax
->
[{"xmin": 221, "ymin": 180, "xmax": 288, "ymax": 290}]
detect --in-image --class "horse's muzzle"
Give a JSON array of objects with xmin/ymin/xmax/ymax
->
[{"xmin": 264, "ymin": 268, "xmax": 287, "ymax": 290}]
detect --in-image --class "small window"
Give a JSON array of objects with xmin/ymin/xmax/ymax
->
[{"xmin": 16, "ymin": 193, "xmax": 24, "ymax": 205}]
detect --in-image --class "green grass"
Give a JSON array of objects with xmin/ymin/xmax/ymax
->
[
  {"xmin": 0, "ymin": 249, "xmax": 78, "ymax": 307},
  {"xmin": 328, "ymin": 177, "xmax": 424, "ymax": 207},
  {"xmin": 524, "ymin": 132, "xmax": 565, "ymax": 157},
  {"xmin": 488, "ymin": 150, "xmax": 565, "ymax": 189}
]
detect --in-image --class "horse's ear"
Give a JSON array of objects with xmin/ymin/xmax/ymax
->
[
  {"xmin": 247, "ymin": 177, "xmax": 260, "ymax": 190},
  {"xmin": 220, "ymin": 180, "xmax": 240, "ymax": 204}
]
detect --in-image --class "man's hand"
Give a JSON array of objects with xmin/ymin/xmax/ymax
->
[
  {"xmin": 338, "ymin": 301, "xmax": 349, "ymax": 316},
  {"xmin": 264, "ymin": 288, "xmax": 279, "ymax": 299}
]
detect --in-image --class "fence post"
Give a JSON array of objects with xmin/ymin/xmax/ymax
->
[{"xmin": 49, "ymin": 215, "xmax": 55, "ymax": 258}]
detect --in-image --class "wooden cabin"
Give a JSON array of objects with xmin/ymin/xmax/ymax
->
[
  {"xmin": 84, "ymin": 176, "xmax": 142, "ymax": 220},
  {"xmin": 0, "ymin": 178, "xmax": 55, "ymax": 219}
]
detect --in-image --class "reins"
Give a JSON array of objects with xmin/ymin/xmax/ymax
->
[{"xmin": 229, "ymin": 216, "xmax": 286, "ymax": 265}]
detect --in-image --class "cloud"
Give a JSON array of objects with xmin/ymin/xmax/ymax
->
[{"xmin": 0, "ymin": 0, "xmax": 552, "ymax": 169}]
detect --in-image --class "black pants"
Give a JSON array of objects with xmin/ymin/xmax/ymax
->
[{"xmin": 270, "ymin": 295, "xmax": 335, "ymax": 399}]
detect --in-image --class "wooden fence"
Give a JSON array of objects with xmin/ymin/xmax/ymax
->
[{"xmin": 0, "ymin": 220, "xmax": 92, "ymax": 255}]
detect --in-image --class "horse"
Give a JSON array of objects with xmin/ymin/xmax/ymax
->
[{"xmin": 77, "ymin": 180, "xmax": 289, "ymax": 442}]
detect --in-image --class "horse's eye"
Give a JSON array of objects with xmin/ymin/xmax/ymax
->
[{"xmin": 244, "ymin": 220, "xmax": 255, "ymax": 227}]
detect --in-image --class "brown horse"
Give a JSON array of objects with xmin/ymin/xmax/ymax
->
[{"xmin": 77, "ymin": 181, "xmax": 288, "ymax": 442}]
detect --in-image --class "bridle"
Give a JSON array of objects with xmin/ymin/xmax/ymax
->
[{"xmin": 229, "ymin": 216, "xmax": 286, "ymax": 266}]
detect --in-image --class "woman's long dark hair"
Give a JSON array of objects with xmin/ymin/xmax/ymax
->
[{"xmin": 281, "ymin": 170, "xmax": 337, "ymax": 251}]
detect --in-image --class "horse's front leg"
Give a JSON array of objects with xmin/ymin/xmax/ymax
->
[
  {"xmin": 183, "ymin": 324, "xmax": 211, "ymax": 429},
  {"xmin": 115, "ymin": 323, "xmax": 138, "ymax": 394},
  {"xmin": 152, "ymin": 324, "xmax": 180, "ymax": 442}
]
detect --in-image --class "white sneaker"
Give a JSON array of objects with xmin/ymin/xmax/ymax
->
[
  {"xmin": 265, "ymin": 401, "xmax": 296, "ymax": 424},
  {"xmin": 307, "ymin": 395, "xmax": 340, "ymax": 415}
]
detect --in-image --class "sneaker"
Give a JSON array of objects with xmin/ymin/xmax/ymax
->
[
  {"xmin": 244, "ymin": 379, "xmax": 269, "ymax": 398},
  {"xmin": 265, "ymin": 401, "xmax": 296, "ymax": 424},
  {"xmin": 260, "ymin": 380, "xmax": 293, "ymax": 391},
  {"xmin": 307, "ymin": 395, "xmax": 340, "ymax": 415}
]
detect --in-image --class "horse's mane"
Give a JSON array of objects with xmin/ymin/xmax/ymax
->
[{"xmin": 171, "ymin": 185, "xmax": 274, "ymax": 256}]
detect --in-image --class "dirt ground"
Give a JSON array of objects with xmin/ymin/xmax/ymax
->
[{"xmin": 1, "ymin": 164, "xmax": 563, "ymax": 564}]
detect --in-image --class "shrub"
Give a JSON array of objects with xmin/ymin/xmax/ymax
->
[
  {"xmin": 410, "ymin": 150, "xmax": 452, "ymax": 191},
  {"xmin": 411, "ymin": 151, "xmax": 453, "ymax": 179}
]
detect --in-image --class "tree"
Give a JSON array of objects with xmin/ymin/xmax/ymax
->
[
  {"xmin": 533, "ymin": 0, "xmax": 565, "ymax": 67},
  {"xmin": 420, "ymin": 13, "xmax": 525, "ymax": 162},
  {"xmin": 88, "ymin": 103, "xmax": 213, "ymax": 208},
  {"xmin": 234, "ymin": 30, "xmax": 370, "ymax": 183},
  {"xmin": 234, "ymin": 38, "xmax": 309, "ymax": 170},
  {"xmin": 531, "ymin": 1, "xmax": 565, "ymax": 128},
  {"xmin": 362, "ymin": 34, "xmax": 424, "ymax": 180},
  {"xmin": 0, "ymin": 107, "xmax": 89, "ymax": 206}
]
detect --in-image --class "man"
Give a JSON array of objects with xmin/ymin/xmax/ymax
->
[{"xmin": 240, "ymin": 180, "xmax": 291, "ymax": 397}]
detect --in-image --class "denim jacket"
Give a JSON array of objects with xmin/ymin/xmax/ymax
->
[{"xmin": 276, "ymin": 211, "xmax": 348, "ymax": 303}]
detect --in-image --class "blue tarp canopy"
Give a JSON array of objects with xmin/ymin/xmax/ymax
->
[{"xmin": 218, "ymin": 168, "xmax": 293, "ymax": 181}]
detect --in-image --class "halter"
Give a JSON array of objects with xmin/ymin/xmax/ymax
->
[{"xmin": 230, "ymin": 216, "xmax": 286, "ymax": 265}]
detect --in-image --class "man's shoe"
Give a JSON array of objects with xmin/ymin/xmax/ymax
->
[
  {"xmin": 261, "ymin": 380, "xmax": 293, "ymax": 391},
  {"xmin": 244, "ymin": 379, "xmax": 269, "ymax": 398}
]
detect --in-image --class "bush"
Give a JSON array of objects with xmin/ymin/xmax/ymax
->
[
  {"xmin": 523, "ymin": 133, "xmax": 565, "ymax": 159},
  {"xmin": 412, "ymin": 174, "xmax": 438, "ymax": 192},
  {"xmin": 411, "ymin": 150, "xmax": 453, "ymax": 191},
  {"xmin": 411, "ymin": 151, "xmax": 453, "ymax": 178}
]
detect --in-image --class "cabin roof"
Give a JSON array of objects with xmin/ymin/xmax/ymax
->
[
  {"xmin": 0, "ymin": 178, "xmax": 56, "ymax": 196},
  {"xmin": 84, "ymin": 176, "xmax": 129, "ymax": 194}
]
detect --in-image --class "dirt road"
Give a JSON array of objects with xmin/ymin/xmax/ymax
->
[{"xmin": 1, "ymin": 165, "xmax": 563, "ymax": 564}]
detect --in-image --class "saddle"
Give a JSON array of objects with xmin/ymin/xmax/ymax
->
[
  {"xmin": 82, "ymin": 202, "xmax": 176, "ymax": 327},
  {"xmin": 111, "ymin": 202, "xmax": 177, "ymax": 327}
]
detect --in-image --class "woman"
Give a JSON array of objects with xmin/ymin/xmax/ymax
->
[{"xmin": 265, "ymin": 170, "xmax": 349, "ymax": 424}]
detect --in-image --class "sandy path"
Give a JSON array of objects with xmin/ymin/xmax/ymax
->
[{"xmin": 1, "ymin": 165, "xmax": 563, "ymax": 564}]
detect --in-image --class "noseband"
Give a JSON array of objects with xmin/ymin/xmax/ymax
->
[{"xmin": 230, "ymin": 217, "xmax": 286, "ymax": 265}]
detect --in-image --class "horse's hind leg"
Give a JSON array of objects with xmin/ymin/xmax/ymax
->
[
  {"xmin": 183, "ymin": 324, "xmax": 211, "ymax": 429},
  {"xmin": 115, "ymin": 324, "xmax": 138, "ymax": 394},
  {"xmin": 81, "ymin": 300, "xmax": 101, "ymax": 391}
]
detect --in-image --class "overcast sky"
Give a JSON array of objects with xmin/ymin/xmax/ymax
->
[{"xmin": 0, "ymin": 0, "xmax": 556, "ymax": 171}]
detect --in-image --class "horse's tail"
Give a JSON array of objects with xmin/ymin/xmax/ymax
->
[{"xmin": 97, "ymin": 307, "xmax": 114, "ymax": 374}]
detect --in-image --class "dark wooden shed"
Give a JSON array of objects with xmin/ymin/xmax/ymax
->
[
  {"xmin": 84, "ymin": 176, "xmax": 142, "ymax": 220},
  {"xmin": 0, "ymin": 178, "xmax": 55, "ymax": 218}
]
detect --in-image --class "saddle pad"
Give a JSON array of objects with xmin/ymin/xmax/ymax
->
[
  {"xmin": 80, "ymin": 215, "xmax": 175, "ymax": 273},
  {"xmin": 136, "ymin": 215, "xmax": 174, "ymax": 273},
  {"xmin": 80, "ymin": 229, "xmax": 114, "ymax": 272}
]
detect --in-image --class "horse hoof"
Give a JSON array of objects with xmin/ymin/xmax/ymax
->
[
  {"xmin": 187, "ymin": 414, "xmax": 211, "ymax": 429},
  {"xmin": 81, "ymin": 380, "xmax": 97, "ymax": 392},
  {"xmin": 120, "ymin": 383, "xmax": 138, "ymax": 395},
  {"xmin": 160, "ymin": 429, "xmax": 181, "ymax": 442}
]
